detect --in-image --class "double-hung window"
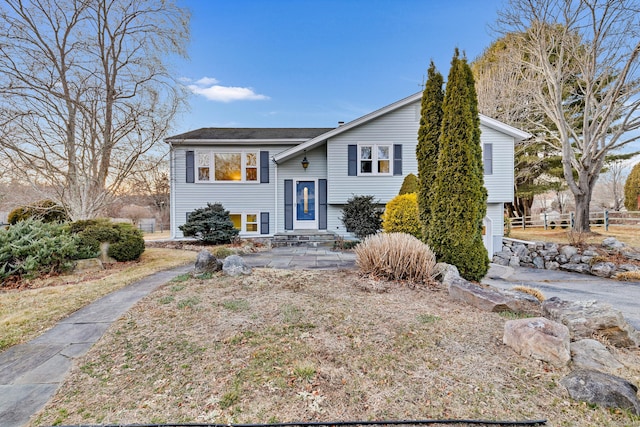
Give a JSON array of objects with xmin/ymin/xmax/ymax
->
[
  {"xmin": 230, "ymin": 213, "xmax": 259, "ymax": 233},
  {"xmin": 359, "ymin": 144, "xmax": 391, "ymax": 175},
  {"xmin": 196, "ymin": 151, "xmax": 258, "ymax": 182}
]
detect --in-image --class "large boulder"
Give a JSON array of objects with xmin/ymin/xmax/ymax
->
[
  {"xmin": 223, "ymin": 255, "xmax": 252, "ymax": 276},
  {"xmin": 570, "ymin": 339, "xmax": 624, "ymax": 373},
  {"xmin": 503, "ymin": 317, "xmax": 571, "ymax": 367},
  {"xmin": 561, "ymin": 369, "xmax": 640, "ymax": 415},
  {"xmin": 194, "ymin": 250, "xmax": 222, "ymax": 273},
  {"xmin": 542, "ymin": 297, "xmax": 640, "ymax": 348},
  {"xmin": 448, "ymin": 278, "xmax": 541, "ymax": 315}
]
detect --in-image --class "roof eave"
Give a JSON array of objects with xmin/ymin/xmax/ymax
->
[
  {"xmin": 479, "ymin": 114, "xmax": 531, "ymax": 141},
  {"xmin": 164, "ymin": 138, "xmax": 309, "ymax": 145}
]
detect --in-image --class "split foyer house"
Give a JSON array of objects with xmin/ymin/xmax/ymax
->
[{"xmin": 165, "ymin": 92, "xmax": 530, "ymax": 256}]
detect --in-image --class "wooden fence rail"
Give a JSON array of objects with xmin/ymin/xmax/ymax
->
[{"xmin": 509, "ymin": 211, "xmax": 640, "ymax": 231}]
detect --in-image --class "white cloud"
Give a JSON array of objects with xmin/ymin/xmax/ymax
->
[
  {"xmin": 183, "ymin": 76, "xmax": 269, "ymax": 103},
  {"xmin": 194, "ymin": 76, "xmax": 219, "ymax": 86}
]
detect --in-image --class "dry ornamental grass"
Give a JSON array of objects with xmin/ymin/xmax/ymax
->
[{"xmin": 30, "ymin": 268, "xmax": 640, "ymax": 427}]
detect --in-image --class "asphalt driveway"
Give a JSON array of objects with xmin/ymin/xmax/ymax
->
[{"xmin": 483, "ymin": 264, "xmax": 640, "ymax": 330}]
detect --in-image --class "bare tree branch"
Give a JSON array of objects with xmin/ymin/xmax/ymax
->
[
  {"xmin": 495, "ymin": 0, "xmax": 640, "ymax": 231},
  {"xmin": 0, "ymin": 0, "xmax": 189, "ymax": 220}
]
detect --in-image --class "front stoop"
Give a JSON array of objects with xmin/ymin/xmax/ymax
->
[{"xmin": 272, "ymin": 231, "xmax": 339, "ymax": 247}]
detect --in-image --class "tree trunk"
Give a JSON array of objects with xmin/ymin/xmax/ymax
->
[{"xmin": 573, "ymin": 190, "xmax": 592, "ymax": 233}]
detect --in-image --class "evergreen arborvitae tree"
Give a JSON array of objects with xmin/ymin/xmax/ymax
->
[
  {"xmin": 417, "ymin": 61, "xmax": 444, "ymax": 242},
  {"xmin": 428, "ymin": 49, "xmax": 489, "ymax": 281},
  {"xmin": 624, "ymin": 162, "xmax": 640, "ymax": 211}
]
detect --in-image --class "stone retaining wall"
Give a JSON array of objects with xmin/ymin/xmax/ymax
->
[{"xmin": 493, "ymin": 237, "xmax": 640, "ymax": 278}]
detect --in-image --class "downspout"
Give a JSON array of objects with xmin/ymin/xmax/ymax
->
[
  {"xmin": 169, "ymin": 142, "xmax": 176, "ymax": 239},
  {"xmin": 272, "ymin": 156, "xmax": 278, "ymax": 235}
]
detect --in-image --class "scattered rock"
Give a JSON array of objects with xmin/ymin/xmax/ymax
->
[
  {"xmin": 602, "ymin": 237, "xmax": 625, "ymax": 250},
  {"xmin": 560, "ymin": 245, "xmax": 579, "ymax": 259},
  {"xmin": 449, "ymin": 278, "xmax": 540, "ymax": 315},
  {"xmin": 532, "ymin": 256, "xmax": 545, "ymax": 269},
  {"xmin": 73, "ymin": 258, "xmax": 104, "ymax": 274},
  {"xmin": 222, "ymin": 255, "xmax": 252, "ymax": 276},
  {"xmin": 618, "ymin": 264, "xmax": 640, "ymax": 272},
  {"xmin": 590, "ymin": 262, "xmax": 616, "ymax": 278},
  {"xmin": 503, "ymin": 317, "xmax": 570, "ymax": 367},
  {"xmin": 545, "ymin": 261, "xmax": 560, "ymax": 270},
  {"xmin": 542, "ymin": 297, "xmax": 640, "ymax": 348},
  {"xmin": 437, "ymin": 263, "xmax": 460, "ymax": 285},
  {"xmin": 570, "ymin": 339, "xmax": 624, "ymax": 373},
  {"xmin": 509, "ymin": 256, "xmax": 520, "ymax": 267},
  {"xmin": 559, "ymin": 263, "xmax": 591, "ymax": 274},
  {"xmin": 620, "ymin": 247, "xmax": 640, "ymax": 261},
  {"xmin": 194, "ymin": 250, "xmax": 222, "ymax": 273},
  {"xmin": 561, "ymin": 369, "xmax": 640, "ymax": 415}
]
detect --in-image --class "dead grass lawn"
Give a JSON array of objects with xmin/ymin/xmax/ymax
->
[
  {"xmin": 0, "ymin": 248, "xmax": 195, "ymax": 351},
  {"xmin": 32, "ymin": 269, "xmax": 640, "ymax": 427}
]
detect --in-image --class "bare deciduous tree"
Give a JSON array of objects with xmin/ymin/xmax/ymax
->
[
  {"xmin": 120, "ymin": 153, "xmax": 170, "ymax": 223},
  {"xmin": 0, "ymin": 0, "xmax": 189, "ymax": 220},
  {"xmin": 496, "ymin": 0, "xmax": 640, "ymax": 232}
]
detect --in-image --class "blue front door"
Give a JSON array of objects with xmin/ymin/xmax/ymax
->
[{"xmin": 296, "ymin": 181, "xmax": 315, "ymax": 224}]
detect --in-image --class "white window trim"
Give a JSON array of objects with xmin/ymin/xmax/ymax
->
[
  {"xmin": 230, "ymin": 212, "xmax": 260, "ymax": 234},
  {"xmin": 195, "ymin": 150, "xmax": 259, "ymax": 183},
  {"xmin": 357, "ymin": 143, "xmax": 393, "ymax": 176}
]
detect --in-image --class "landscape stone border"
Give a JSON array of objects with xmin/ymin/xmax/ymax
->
[{"xmin": 493, "ymin": 237, "xmax": 640, "ymax": 279}]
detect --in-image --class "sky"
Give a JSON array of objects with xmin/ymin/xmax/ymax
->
[{"xmin": 172, "ymin": 0, "xmax": 506, "ymax": 134}]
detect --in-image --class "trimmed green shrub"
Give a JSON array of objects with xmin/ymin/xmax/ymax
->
[
  {"xmin": 107, "ymin": 223, "xmax": 145, "ymax": 262},
  {"xmin": 398, "ymin": 173, "xmax": 418, "ymax": 195},
  {"xmin": 70, "ymin": 219, "xmax": 145, "ymax": 261},
  {"xmin": 355, "ymin": 232, "xmax": 437, "ymax": 285},
  {"xmin": 340, "ymin": 195, "xmax": 383, "ymax": 239},
  {"xmin": 179, "ymin": 202, "xmax": 239, "ymax": 244},
  {"xmin": 7, "ymin": 199, "xmax": 69, "ymax": 224},
  {"xmin": 0, "ymin": 219, "xmax": 80, "ymax": 282},
  {"xmin": 382, "ymin": 193, "xmax": 421, "ymax": 239}
]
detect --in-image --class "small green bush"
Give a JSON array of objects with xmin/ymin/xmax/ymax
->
[
  {"xmin": 0, "ymin": 219, "xmax": 80, "ymax": 282},
  {"xmin": 70, "ymin": 219, "xmax": 145, "ymax": 261},
  {"xmin": 340, "ymin": 195, "xmax": 383, "ymax": 239},
  {"xmin": 107, "ymin": 223, "xmax": 145, "ymax": 262},
  {"xmin": 398, "ymin": 173, "xmax": 418, "ymax": 195},
  {"xmin": 179, "ymin": 202, "xmax": 239, "ymax": 244},
  {"xmin": 382, "ymin": 193, "xmax": 421, "ymax": 239},
  {"xmin": 354, "ymin": 232, "xmax": 437, "ymax": 285},
  {"xmin": 8, "ymin": 200, "xmax": 69, "ymax": 224}
]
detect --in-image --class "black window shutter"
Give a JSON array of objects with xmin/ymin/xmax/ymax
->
[
  {"xmin": 260, "ymin": 212, "xmax": 269, "ymax": 234},
  {"xmin": 483, "ymin": 143, "xmax": 493, "ymax": 175},
  {"xmin": 186, "ymin": 151, "xmax": 195, "ymax": 183},
  {"xmin": 347, "ymin": 145, "xmax": 357, "ymax": 176},
  {"xmin": 318, "ymin": 179, "xmax": 327, "ymax": 230},
  {"xmin": 284, "ymin": 179, "xmax": 293, "ymax": 230},
  {"xmin": 393, "ymin": 144, "xmax": 402, "ymax": 176},
  {"xmin": 260, "ymin": 151, "xmax": 269, "ymax": 183}
]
